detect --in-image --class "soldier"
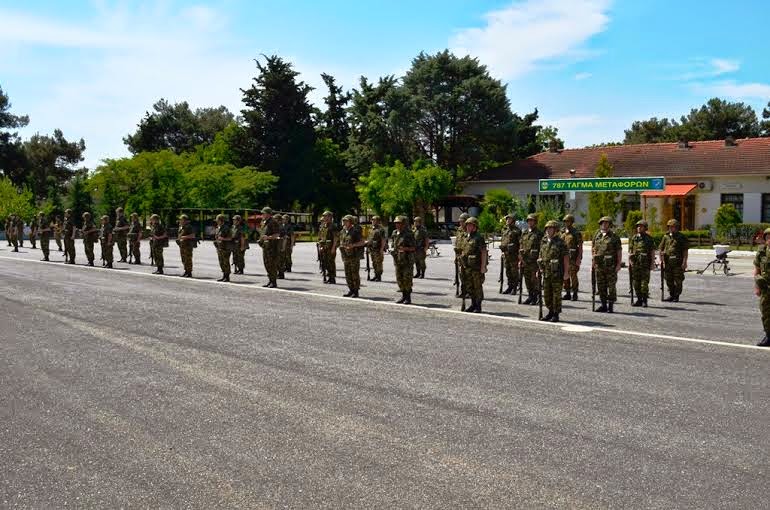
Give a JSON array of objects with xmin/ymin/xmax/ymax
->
[
  {"xmin": 15, "ymin": 215, "xmax": 24, "ymax": 247},
  {"xmin": 499, "ymin": 213, "xmax": 521, "ymax": 294},
  {"xmin": 459, "ymin": 217, "xmax": 488, "ymax": 312},
  {"xmin": 519, "ymin": 213, "xmax": 542, "ymax": 305},
  {"xmin": 274, "ymin": 214, "xmax": 285, "ymax": 279},
  {"xmin": 29, "ymin": 216, "xmax": 37, "ymax": 249},
  {"xmin": 340, "ymin": 215, "xmax": 366, "ymax": 297},
  {"xmin": 454, "ymin": 213, "xmax": 470, "ymax": 296},
  {"xmin": 628, "ymin": 219, "xmax": 655, "ymax": 307},
  {"xmin": 391, "ymin": 215, "xmax": 416, "ymax": 304},
  {"xmin": 177, "ymin": 214, "xmax": 196, "ymax": 277},
  {"xmin": 62, "ymin": 209, "xmax": 76, "ymax": 264},
  {"xmin": 282, "ymin": 214, "xmax": 295, "ymax": 273},
  {"xmin": 412, "ymin": 216, "xmax": 429, "ymax": 279},
  {"xmin": 367, "ymin": 215, "xmax": 387, "ymax": 281},
  {"xmin": 99, "ymin": 215, "xmax": 114, "ymax": 269},
  {"xmin": 232, "ymin": 215, "xmax": 248, "ymax": 275},
  {"xmin": 148, "ymin": 213, "xmax": 167, "ymax": 275},
  {"xmin": 4, "ymin": 216, "xmax": 10, "ymax": 247},
  {"xmin": 8, "ymin": 214, "xmax": 18, "ymax": 251},
  {"xmin": 317, "ymin": 211, "xmax": 339, "ymax": 284},
  {"xmin": 659, "ymin": 218, "xmax": 689, "ymax": 302},
  {"xmin": 53, "ymin": 215, "xmax": 63, "ymax": 252},
  {"xmin": 259, "ymin": 207, "xmax": 281, "ymax": 288},
  {"xmin": 37, "ymin": 211, "xmax": 52, "ymax": 261},
  {"xmin": 81, "ymin": 212, "xmax": 99, "ymax": 266},
  {"xmin": 592, "ymin": 216, "xmax": 622, "ymax": 313},
  {"xmin": 127, "ymin": 212, "xmax": 143, "ymax": 264},
  {"xmin": 114, "ymin": 207, "xmax": 130, "ymax": 262},
  {"xmin": 753, "ymin": 228, "xmax": 770, "ymax": 347},
  {"xmin": 560, "ymin": 214, "xmax": 583, "ymax": 300},
  {"xmin": 214, "ymin": 213, "xmax": 233, "ymax": 282},
  {"xmin": 538, "ymin": 220, "xmax": 570, "ymax": 322}
]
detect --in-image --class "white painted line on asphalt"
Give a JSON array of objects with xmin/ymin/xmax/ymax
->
[{"xmin": 1, "ymin": 254, "xmax": 767, "ymax": 352}]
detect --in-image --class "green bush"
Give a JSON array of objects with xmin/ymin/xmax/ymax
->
[
  {"xmin": 477, "ymin": 210, "xmax": 498, "ymax": 234},
  {"xmin": 714, "ymin": 203, "xmax": 742, "ymax": 236},
  {"xmin": 624, "ymin": 210, "xmax": 643, "ymax": 236}
]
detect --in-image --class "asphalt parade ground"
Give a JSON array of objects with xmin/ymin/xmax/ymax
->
[{"xmin": 1, "ymin": 240, "xmax": 768, "ymax": 508}]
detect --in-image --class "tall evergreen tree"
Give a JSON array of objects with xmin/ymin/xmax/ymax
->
[
  {"xmin": 0, "ymin": 85, "xmax": 29, "ymax": 186},
  {"xmin": 318, "ymin": 73, "xmax": 351, "ymax": 149},
  {"xmin": 23, "ymin": 130, "xmax": 86, "ymax": 201}
]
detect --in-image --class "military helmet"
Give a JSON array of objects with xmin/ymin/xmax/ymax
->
[
  {"xmin": 179, "ymin": 214, "xmax": 189, "ymax": 220},
  {"xmin": 273, "ymin": 214, "xmax": 282, "ymax": 220},
  {"xmin": 465, "ymin": 216, "xmax": 479, "ymax": 226},
  {"xmin": 65, "ymin": 208, "xmax": 72, "ymax": 214},
  {"xmin": 394, "ymin": 215, "xmax": 407, "ymax": 223},
  {"xmin": 458, "ymin": 213, "xmax": 469, "ymax": 221},
  {"xmin": 37, "ymin": 211, "xmax": 44, "ymax": 216},
  {"xmin": 413, "ymin": 216, "xmax": 422, "ymax": 222},
  {"xmin": 101, "ymin": 215, "xmax": 109, "ymax": 221},
  {"xmin": 666, "ymin": 219, "xmax": 679, "ymax": 227},
  {"xmin": 116, "ymin": 207, "xmax": 124, "ymax": 213},
  {"xmin": 322, "ymin": 210, "xmax": 333, "ymax": 217},
  {"xmin": 371, "ymin": 215, "xmax": 380, "ymax": 221},
  {"xmin": 545, "ymin": 220, "xmax": 559, "ymax": 228},
  {"xmin": 342, "ymin": 214, "xmax": 353, "ymax": 222},
  {"xmin": 504, "ymin": 214, "xmax": 515, "ymax": 220},
  {"xmin": 261, "ymin": 207, "xmax": 273, "ymax": 215},
  {"xmin": 216, "ymin": 213, "xmax": 226, "ymax": 221},
  {"xmin": 563, "ymin": 214, "xmax": 575, "ymax": 222},
  {"xmin": 526, "ymin": 213, "xmax": 537, "ymax": 221},
  {"xmin": 763, "ymin": 227, "xmax": 770, "ymax": 238},
  {"xmin": 82, "ymin": 212, "xmax": 91, "ymax": 218},
  {"xmin": 598, "ymin": 216, "xmax": 613, "ymax": 224},
  {"xmin": 130, "ymin": 212, "xmax": 138, "ymax": 218},
  {"xmin": 636, "ymin": 219, "xmax": 648, "ymax": 227},
  {"xmin": 232, "ymin": 214, "xmax": 242, "ymax": 221},
  {"xmin": 150, "ymin": 213, "xmax": 160, "ymax": 220}
]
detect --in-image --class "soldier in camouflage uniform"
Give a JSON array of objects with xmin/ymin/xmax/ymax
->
[
  {"xmin": 499, "ymin": 214, "xmax": 521, "ymax": 294},
  {"xmin": 81, "ymin": 212, "xmax": 99, "ymax": 266},
  {"xmin": 519, "ymin": 213, "xmax": 542, "ymax": 305},
  {"xmin": 37, "ymin": 212, "xmax": 52, "ymax": 261},
  {"xmin": 274, "ymin": 214, "xmax": 286, "ymax": 279},
  {"xmin": 62, "ymin": 209, "xmax": 76, "ymax": 264},
  {"xmin": 538, "ymin": 220, "xmax": 570, "ymax": 322},
  {"xmin": 114, "ymin": 207, "xmax": 130, "ymax": 262},
  {"xmin": 560, "ymin": 214, "xmax": 583, "ymax": 301},
  {"xmin": 4, "ymin": 216, "xmax": 10, "ymax": 247},
  {"xmin": 339, "ymin": 215, "xmax": 366, "ymax": 297},
  {"xmin": 412, "ymin": 216, "xmax": 429, "ymax": 279},
  {"xmin": 15, "ymin": 215, "xmax": 24, "ymax": 247},
  {"xmin": 177, "ymin": 214, "xmax": 196, "ymax": 277},
  {"xmin": 99, "ymin": 215, "xmax": 114, "ymax": 268},
  {"xmin": 231, "ymin": 215, "xmax": 248, "ymax": 275},
  {"xmin": 592, "ymin": 216, "xmax": 622, "ymax": 313},
  {"xmin": 628, "ymin": 219, "xmax": 655, "ymax": 307},
  {"xmin": 127, "ymin": 212, "xmax": 142, "ymax": 264},
  {"xmin": 753, "ymin": 228, "xmax": 770, "ymax": 347},
  {"xmin": 148, "ymin": 213, "xmax": 168, "ymax": 275},
  {"xmin": 259, "ymin": 207, "xmax": 281, "ymax": 288},
  {"xmin": 29, "ymin": 216, "xmax": 37, "ymax": 249},
  {"xmin": 659, "ymin": 219, "xmax": 689, "ymax": 302},
  {"xmin": 454, "ymin": 213, "xmax": 470, "ymax": 297},
  {"xmin": 214, "ymin": 214, "xmax": 233, "ymax": 282},
  {"xmin": 391, "ymin": 215, "xmax": 416, "ymax": 304},
  {"xmin": 282, "ymin": 214, "xmax": 295, "ymax": 273},
  {"xmin": 7, "ymin": 214, "xmax": 18, "ymax": 251},
  {"xmin": 366, "ymin": 215, "xmax": 387, "ymax": 281},
  {"xmin": 53, "ymin": 215, "xmax": 63, "ymax": 252},
  {"xmin": 317, "ymin": 211, "xmax": 339, "ymax": 284},
  {"xmin": 459, "ymin": 217, "xmax": 488, "ymax": 312}
]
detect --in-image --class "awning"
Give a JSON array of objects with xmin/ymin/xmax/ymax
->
[{"xmin": 640, "ymin": 183, "xmax": 696, "ymax": 197}]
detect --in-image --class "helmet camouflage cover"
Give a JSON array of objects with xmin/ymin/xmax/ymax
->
[
  {"xmin": 545, "ymin": 220, "xmax": 559, "ymax": 228},
  {"xmin": 599, "ymin": 216, "xmax": 613, "ymax": 224},
  {"xmin": 464, "ymin": 216, "xmax": 479, "ymax": 226},
  {"xmin": 562, "ymin": 214, "xmax": 575, "ymax": 222},
  {"xmin": 636, "ymin": 219, "xmax": 648, "ymax": 227},
  {"xmin": 526, "ymin": 213, "xmax": 537, "ymax": 221},
  {"xmin": 666, "ymin": 219, "xmax": 680, "ymax": 226}
]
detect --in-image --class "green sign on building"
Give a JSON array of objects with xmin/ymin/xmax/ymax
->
[{"xmin": 539, "ymin": 177, "xmax": 665, "ymax": 193}]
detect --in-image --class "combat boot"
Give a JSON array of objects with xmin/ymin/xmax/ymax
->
[
  {"xmin": 278, "ymin": 272, "xmax": 285, "ymax": 279},
  {"xmin": 550, "ymin": 313, "xmax": 560, "ymax": 323},
  {"xmin": 643, "ymin": 296, "xmax": 648, "ymax": 308},
  {"xmin": 106, "ymin": 262, "xmax": 113, "ymax": 269},
  {"xmin": 632, "ymin": 297, "xmax": 643, "ymax": 307},
  {"xmin": 608, "ymin": 301, "xmax": 614, "ymax": 313},
  {"xmin": 327, "ymin": 277, "xmax": 336, "ymax": 284},
  {"xmin": 351, "ymin": 289, "xmax": 359, "ymax": 298},
  {"xmin": 403, "ymin": 292, "xmax": 412, "ymax": 304},
  {"xmin": 396, "ymin": 292, "xmax": 406, "ymax": 304},
  {"xmin": 343, "ymin": 289, "xmax": 353, "ymax": 297},
  {"xmin": 465, "ymin": 300, "xmax": 478, "ymax": 313},
  {"xmin": 757, "ymin": 334, "xmax": 770, "ymax": 347},
  {"xmin": 572, "ymin": 289, "xmax": 578, "ymax": 301},
  {"xmin": 522, "ymin": 294, "xmax": 533, "ymax": 305},
  {"xmin": 13, "ymin": 247, "xmax": 18, "ymax": 252},
  {"xmin": 540, "ymin": 310, "xmax": 554, "ymax": 321},
  {"xmin": 563, "ymin": 291, "xmax": 572, "ymax": 300},
  {"xmin": 596, "ymin": 300, "xmax": 608, "ymax": 313},
  {"xmin": 503, "ymin": 285, "xmax": 513, "ymax": 295}
]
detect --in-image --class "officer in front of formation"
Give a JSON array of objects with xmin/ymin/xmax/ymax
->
[
  {"xmin": 177, "ymin": 214, "xmax": 196, "ymax": 278},
  {"xmin": 339, "ymin": 214, "xmax": 366, "ymax": 297},
  {"xmin": 519, "ymin": 213, "xmax": 542, "ymax": 305},
  {"xmin": 659, "ymin": 218, "xmax": 689, "ymax": 302},
  {"xmin": 391, "ymin": 215, "xmax": 416, "ymax": 304},
  {"xmin": 592, "ymin": 216, "xmax": 622, "ymax": 313},
  {"xmin": 560, "ymin": 214, "xmax": 582, "ymax": 301},
  {"xmin": 148, "ymin": 213, "xmax": 168, "ymax": 275},
  {"xmin": 366, "ymin": 215, "xmax": 387, "ymax": 281},
  {"xmin": 753, "ymin": 228, "xmax": 770, "ymax": 347},
  {"xmin": 628, "ymin": 219, "xmax": 655, "ymax": 307},
  {"xmin": 412, "ymin": 216, "xmax": 429, "ymax": 279},
  {"xmin": 499, "ymin": 213, "xmax": 521, "ymax": 295},
  {"xmin": 459, "ymin": 216, "xmax": 487, "ymax": 313},
  {"xmin": 538, "ymin": 220, "xmax": 569, "ymax": 322}
]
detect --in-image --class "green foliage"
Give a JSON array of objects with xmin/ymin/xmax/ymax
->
[
  {"xmin": 536, "ymin": 125, "xmax": 565, "ymax": 152},
  {"xmin": 317, "ymin": 74, "xmax": 351, "ymax": 148},
  {"xmin": 762, "ymin": 101, "xmax": 770, "ymax": 137},
  {"xmin": 648, "ymin": 206, "xmax": 660, "ymax": 232},
  {"xmin": 511, "ymin": 197, "xmax": 531, "ymax": 221},
  {"xmin": 66, "ymin": 172, "xmax": 93, "ymax": 224},
  {"xmin": 481, "ymin": 189, "xmax": 513, "ymax": 219},
  {"xmin": 586, "ymin": 154, "xmax": 621, "ymax": 233},
  {"xmin": 535, "ymin": 198, "xmax": 564, "ymax": 231},
  {"xmin": 22, "ymin": 129, "xmax": 85, "ymax": 201},
  {"xmin": 0, "ymin": 177, "xmax": 35, "ymax": 223},
  {"xmin": 624, "ymin": 210, "xmax": 643, "ymax": 235},
  {"xmin": 0, "ymin": 86, "xmax": 29, "ymax": 186},
  {"xmin": 714, "ymin": 203, "xmax": 742, "ymax": 235},
  {"xmin": 313, "ymin": 137, "xmax": 356, "ymax": 217},
  {"xmin": 477, "ymin": 210, "xmax": 498, "ymax": 234}
]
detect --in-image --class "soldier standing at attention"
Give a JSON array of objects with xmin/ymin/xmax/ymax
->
[
  {"xmin": 114, "ymin": 207, "xmax": 130, "ymax": 262},
  {"xmin": 127, "ymin": 212, "xmax": 142, "ymax": 264},
  {"xmin": 15, "ymin": 215, "xmax": 24, "ymax": 247},
  {"xmin": 214, "ymin": 214, "xmax": 233, "ymax": 282},
  {"xmin": 318, "ymin": 211, "xmax": 339, "ymax": 284},
  {"xmin": 519, "ymin": 213, "xmax": 542, "ymax": 305},
  {"xmin": 99, "ymin": 215, "xmax": 114, "ymax": 269},
  {"xmin": 499, "ymin": 214, "xmax": 521, "ymax": 294},
  {"xmin": 62, "ymin": 209, "xmax": 76, "ymax": 264},
  {"xmin": 459, "ymin": 217, "xmax": 488, "ymax": 313},
  {"xmin": 148, "ymin": 214, "xmax": 167, "ymax": 275},
  {"xmin": 659, "ymin": 219, "xmax": 689, "ymax": 302},
  {"xmin": 231, "ymin": 215, "xmax": 248, "ymax": 275},
  {"xmin": 391, "ymin": 215, "xmax": 416, "ymax": 304},
  {"xmin": 8, "ymin": 214, "xmax": 19, "ymax": 251},
  {"xmin": 367, "ymin": 215, "xmax": 387, "ymax": 281},
  {"xmin": 454, "ymin": 213, "xmax": 470, "ymax": 297},
  {"xmin": 592, "ymin": 216, "xmax": 622, "ymax": 313},
  {"xmin": 53, "ymin": 215, "xmax": 63, "ymax": 252},
  {"xmin": 29, "ymin": 216, "xmax": 37, "ymax": 249},
  {"xmin": 4, "ymin": 216, "xmax": 10, "ymax": 247},
  {"xmin": 538, "ymin": 220, "xmax": 570, "ymax": 322},
  {"xmin": 274, "ymin": 214, "xmax": 286, "ymax": 279},
  {"xmin": 37, "ymin": 211, "xmax": 52, "ymax": 261},
  {"xmin": 753, "ymin": 228, "xmax": 770, "ymax": 347},
  {"xmin": 282, "ymin": 214, "xmax": 295, "ymax": 273},
  {"xmin": 412, "ymin": 216, "xmax": 429, "ymax": 279},
  {"xmin": 628, "ymin": 219, "xmax": 655, "ymax": 307},
  {"xmin": 81, "ymin": 212, "xmax": 99, "ymax": 266},
  {"xmin": 340, "ymin": 215, "xmax": 366, "ymax": 297},
  {"xmin": 259, "ymin": 207, "xmax": 281, "ymax": 288},
  {"xmin": 560, "ymin": 214, "xmax": 583, "ymax": 301},
  {"xmin": 177, "ymin": 214, "xmax": 196, "ymax": 278}
]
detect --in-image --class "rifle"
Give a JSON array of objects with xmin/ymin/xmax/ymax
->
[
  {"xmin": 538, "ymin": 269, "xmax": 544, "ymax": 320},
  {"xmin": 629, "ymin": 263, "xmax": 634, "ymax": 304},
  {"xmin": 317, "ymin": 243, "xmax": 327, "ymax": 283},
  {"xmin": 498, "ymin": 252, "xmax": 505, "ymax": 293},
  {"xmin": 591, "ymin": 264, "xmax": 596, "ymax": 312},
  {"xmin": 365, "ymin": 247, "xmax": 371, "ymax": 281},
  {"xmin": 150, "ymin": 238, "xmax": 155, "ymax": 266},
  {"xmin": 660, "ymin": 259, "xmax": 665, "ymax": 301},
  {"xmin": 454, "ymin": 258, "xmax": 460, "ymax": 297},
  {"xmin": 518, "ymin": 261, "xmax": 524, "ymax": 304}
]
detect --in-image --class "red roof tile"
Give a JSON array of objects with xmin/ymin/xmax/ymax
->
[{"xmin": 470, "ymin": 138, "xmax": 770, "ymax": 181}]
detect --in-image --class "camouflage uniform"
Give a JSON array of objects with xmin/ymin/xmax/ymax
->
[
  {"xmin": 99, "ymin": 216, "xmax": 114, "ymax": 268},
  {"xmin": 177, "ymin": 216, "xmax": 196, "ymax": 277},
  {"xmin": 559, "ymin": 216, "xmax": 583, "ymax": 300},
  {"xmin": 454, "ymin": 213, "xmax": 469, "ymax": 297},
  {"xmin": 81, "ymin": 213, "xmax": 99, "ymax": 266},
  {"xmin": 231, "ymin": 217, "xmax": 246, "ymax": 275},
  {"xmin": 127, "ymin": 215, "xmax": 142, "ymax": 264},
  {"xmin": 628, "ymin": 221, "xmax": 655, "ymax": 307},
  {"xmin": 519, "ymin": 216, "xmax": 542, "ymax": 304},
  {"xmin": 539, "ymin": 222, "xmax": 568, "ymax": 321},
  {"xmin": 391, "ymin": 218, "xmax": 416, "ymax": 303},
  {"xmin": 412, "ymin": 219, "xmax": 429, "ymax": 278},
  {"xmin": 282, "ymin": 216, "xmax": 295, "ymax": 272},
  {"xmin": 339, "ymin": 216, "xmax": 364, "ymax": 296},
  {"xmin": 659, "ymin": 220, "xmax": 689, "ymax": 301},
  {"xmin": 367, "ymin": 217, "xmax": 387, "ymax": 281},
  {"xmin": 15, "ymin": 216, "xmax": 24, "ymax": 247},
  {"xmin": 318, "ymin": 213, "xmax": 339, "ymax": 283},
  {"xmin": 215, "ymin": 215, "xmax": 233, "ymax": 281},
  {"xmin": 37, "ymin": 213, "xmax": 51, "ymax": 261},
  {"xmin": 53, "ymin": 217, "xmax": 63, "ymax": 251},
  {"xmin": 4, "ymin": 217, "xmax": 10, "ymax": 247},
  {"xmin": 275, "ymin": 215, "xmax": 286, "ymax": 279},
  {"xmin": 63, "ymin": 211, "xmax": 76, "ymax": 263},
  {"xmin": 29, "ymin": 217, "xmax": 37, "ymax": 249},
  {"xmin": 259, "ymin": 208, "xmax": 281, "ymax": 287},
  {"xmin": 499, "ymin": 216, "xmax": 521, "ymax": 294},
  {"xmin": 149, "ymin": 215, "xmax": 167, "ymax": 274},
  {"xmin": 592, "ymin": 218, "xmax": 622, "ymax": 312},
  {"xmin": 114, "ymin": 210, "xmax": 129, "ymax": 262},
  {"xmin": 753, "ymin": 231, "xmax": 770, "ymax": 347},
  {"xmin": 7, "ymin": 215, "xmax": 18, "ymax": 251},
  {"xmin": 459, "ymin": 217, "xmax": 487, "ymax": 312}
]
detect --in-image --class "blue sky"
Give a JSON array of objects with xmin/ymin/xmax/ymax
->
[{"xmin": 2, "ymin": 0, "xmax": 769, "ymax": 169}]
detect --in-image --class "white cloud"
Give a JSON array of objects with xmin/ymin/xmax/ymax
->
[
  {"xmin": 450, "ymin": 0, "xmax": 611, "ymax": 80},
  {"xmin": 693, "ymin": 80, "xmax": 770, "ymax": 100},
  {"xmin": 674, "ymin": 57, "xmax": 740, "ymax": 81},
  {"xmin": 710, "ymin": 58, "xmax": 740, "ymax": 75},
  {"xmin": 574, "ymin": 72, "xmax": 592, "ymax": 80}
]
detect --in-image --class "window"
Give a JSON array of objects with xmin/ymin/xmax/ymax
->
[
  {"xmin": 622, "ymin": 194, "xmax": 641, "ymax": 221},
  {"xmin": 763, "ymin": 194, "xmax": 770, "ymax": 223},
  {"xmin": 721, "ymin": 193, "xmax": 744, "ymax": 217}
]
